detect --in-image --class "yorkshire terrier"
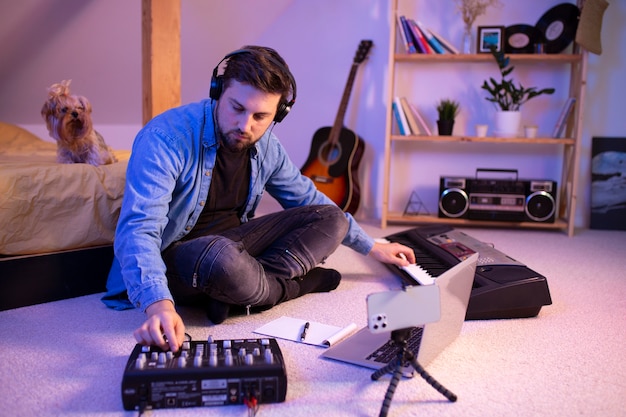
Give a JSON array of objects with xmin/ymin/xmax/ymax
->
[{"xmin": 41, "ymin": 80, "xmax": 117, "ymax": 166}]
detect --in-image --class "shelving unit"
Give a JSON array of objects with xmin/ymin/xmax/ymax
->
[{"xmin": 382, "ymin": 0, "xmax": 587, "ymax": 236}]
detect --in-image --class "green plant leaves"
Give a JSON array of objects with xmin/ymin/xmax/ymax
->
[
  {"xmin": 437, "ymin": 99, "xmax": 460, "ymax": 120},
  {"xmin": 482, "ymin": 45, "xmax": 554, "ymax": 111}
]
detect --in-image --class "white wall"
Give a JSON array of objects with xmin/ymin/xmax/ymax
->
[{"xmin": 1, "ymin": 0, "xmax": 624, "ymax": 228}]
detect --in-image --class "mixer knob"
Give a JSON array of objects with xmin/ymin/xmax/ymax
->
[
  {"xmin": 245, "ymin": 353, "xmax": 254, "ymax": 365},
  {"xmin": 253, "ymin": 347, "xmax": 261, "ymax": 356},
  {"xmin": 135, "ymin": 357, "xmax": 145, "ymax": 369},
  {"xmin": 157, "ymin": 352, "xmax": 167, "ymax": 365},
  {"xmin": 209, "ymin": 354, "xmax": 218, "ymax": 367},
  {"xmin": 193, "ymin": 356, "xmax": 203, "ymax": 367},
  {"xmin": 223, "ymin": 340, "xmax": 231, "ymax": 349},
  {"xmin": 225, "ymin": 355, "xmax": 233, "ymax": 366},
  {"xmin": 264, "ymin": 348, "xmax": 274, "ymax": 364},
  {"xmin": 177, "ymin": 356, "xmax": 186, "ymax": 368}
]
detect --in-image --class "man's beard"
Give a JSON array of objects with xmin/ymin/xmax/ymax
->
[
  {"xmin": 214, "ymin": 103, "xmax": 258, "ymax": 152},
  {"xmin": 218, "ymin": 128, "xmax": 254, "ymax": 152}
]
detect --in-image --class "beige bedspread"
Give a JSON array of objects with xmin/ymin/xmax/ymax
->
[{"xmin": 0, "ymin": 122, "xmax": 130, "ymax": 255}]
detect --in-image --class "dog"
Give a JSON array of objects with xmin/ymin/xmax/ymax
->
[{"xmin": 41, "ymin": 80, "xmax": 117, "ymax": 166}]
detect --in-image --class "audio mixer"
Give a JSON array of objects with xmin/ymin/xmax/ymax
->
[{"xmin": 121, "ymin": 337, "xmax": 287, "ymax": 410}]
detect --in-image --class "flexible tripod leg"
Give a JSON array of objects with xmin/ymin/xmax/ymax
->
[
  {"xmin": 371, "ymin": 356, "xmax": 401, "ymax": 381},
  {"xmin": 372, "ymin": 353, "xmax": 404, "ymax": 417},
  {"xmin": 404, "ymin": 349, "xmax": 457, "ymax": 402},
  {"xmin": 370, "ymin": 328, "xmax": 457, "ymax": 416}
]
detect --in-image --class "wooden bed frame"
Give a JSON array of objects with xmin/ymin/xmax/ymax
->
[
  {"xmin": 0, "ymin": 246, "xmax": 114, "ymax": 311},
  {"xmin": 1, "ymin": 1, "xmax": 181, "ymax": 311}
]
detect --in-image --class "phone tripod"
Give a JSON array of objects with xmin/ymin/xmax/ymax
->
[{"xmin": 371, "ymin": 328, "xmax": 457, "ymax": 417}]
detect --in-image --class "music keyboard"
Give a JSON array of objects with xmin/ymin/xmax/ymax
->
[{"xmin": 384, "ymin": 225, "xmax": 553, "ymax": 320}]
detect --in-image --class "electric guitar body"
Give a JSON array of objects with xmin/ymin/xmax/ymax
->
[{"xmin": 301, "ymin": 40, "xmax": 373, "ymax": 215}]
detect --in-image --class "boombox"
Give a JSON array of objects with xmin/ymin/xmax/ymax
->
[{"xmin": 438, "ymin": 171, "xmax": 558, "ymax": 223}]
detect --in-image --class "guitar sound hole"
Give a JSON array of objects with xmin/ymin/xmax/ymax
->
[{"xmin": 318, "ymin": 142, "xmax": 342, "ymax": 166}]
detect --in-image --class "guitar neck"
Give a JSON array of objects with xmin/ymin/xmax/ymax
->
[{"xmin": 329, "ymin": 62, "xmax": 360, "ymax": 145}]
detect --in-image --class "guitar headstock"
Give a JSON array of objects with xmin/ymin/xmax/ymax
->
[{"xmin": 354, "ymin": 40, "xmax": 373, "ymax": 64}]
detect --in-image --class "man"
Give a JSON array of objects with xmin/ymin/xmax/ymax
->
[{"xmin": 102, "ymin": 46, "xmax": 415, "ymax": 352}]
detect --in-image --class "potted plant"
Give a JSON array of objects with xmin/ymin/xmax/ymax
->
[
  {"xmin": 436, "ymin": 99, "xmax": 460, "ymax": 136},
  {"xmin": 481, "ymin": 45, "xmax": 555, "ymax": 136}
]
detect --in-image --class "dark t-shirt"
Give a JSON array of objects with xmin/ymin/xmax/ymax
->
[{"xmin": 183, "ymin": 146, "xmax": 251, "ymax": 240}]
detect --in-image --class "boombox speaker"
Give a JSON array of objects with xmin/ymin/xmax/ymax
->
[{"xmin": 438, "ymin": 169, "xmax": 557, "ymax": 223}]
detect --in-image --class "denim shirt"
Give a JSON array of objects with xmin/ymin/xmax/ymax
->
[{"xmin": 102, "ymin": 99, "xmax": 374, "ymax": 311}]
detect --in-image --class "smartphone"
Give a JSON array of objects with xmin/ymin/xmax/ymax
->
[{"xmin": 367, "ymin": 285, "xmax": 441, "ymax": 333}]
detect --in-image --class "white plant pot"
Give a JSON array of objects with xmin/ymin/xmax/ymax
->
[{"xmin": 494, "ymin": 111, "xmax": 522, "ymax": 138}]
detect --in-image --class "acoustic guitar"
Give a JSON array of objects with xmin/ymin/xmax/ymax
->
[{"xmin": 301, "ymin": 40, "xmax": 373, "ymax": 215}]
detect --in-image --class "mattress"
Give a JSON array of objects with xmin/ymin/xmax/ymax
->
[{"xmin": 0, "ymin": 122, "xmax": 130, "ymax": 255}]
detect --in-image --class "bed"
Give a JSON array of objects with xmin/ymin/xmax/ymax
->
[{"xmin": 0, "ymin": 122, "xmax": 131, "ymax": 310}]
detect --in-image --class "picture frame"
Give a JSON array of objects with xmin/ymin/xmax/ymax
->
[
  {"xmin": 477, "ymin": 26, "xmax": 505, "ymax": 53},
  {"xmin": 590, "ymin": 137, "xmax": 626, "ymax": 231}
]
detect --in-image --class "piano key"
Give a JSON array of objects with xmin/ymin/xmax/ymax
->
[{"xmin": 401, "ymin": 263, "xmax": 436, "ymax": 286}]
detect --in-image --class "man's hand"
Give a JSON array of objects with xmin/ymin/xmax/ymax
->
[
  {"xmin": 368, "ymin": 241, "xmax": 415, "ymax": 266},
  {"xmin": 133, "ymin": 300, "xmax": 186, "ymax": 352}
]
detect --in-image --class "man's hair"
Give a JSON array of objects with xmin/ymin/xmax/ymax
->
[{"xmin": 222, "ymin": 45, "xmax": 294, "ymax": 105}]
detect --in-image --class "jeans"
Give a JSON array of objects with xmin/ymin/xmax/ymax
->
[{"xmin": 162, "ymin": 204, "xmax": 349, "ymax": 309}]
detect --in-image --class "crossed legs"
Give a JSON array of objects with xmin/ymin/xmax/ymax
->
[{"xmin": 163, "ymin": 204, "xmax": 348, "ymax": 322}]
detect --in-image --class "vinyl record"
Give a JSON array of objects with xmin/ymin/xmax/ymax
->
[
  {"xmin": 504, "ymin": 24, "xmax": 539, "ymax": 54},
  {"xmin": 535, "ymin": 3, "xmax": 580, "ymax": 54}
]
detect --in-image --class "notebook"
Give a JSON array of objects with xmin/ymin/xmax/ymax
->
[{"xmin": 322, "ymin": 253, "xmax": 477, "ymax": 376}]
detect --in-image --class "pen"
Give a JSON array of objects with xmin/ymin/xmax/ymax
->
[{"xmin": 300, "ymin": 322, "xmax": 310, "ymax": 342}]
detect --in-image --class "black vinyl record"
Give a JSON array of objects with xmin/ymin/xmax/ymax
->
[
  {"xmin": 535, "ymin": 3, "xmax": 580, "ymax": 54},
  {"xmin": 505, "ymin": 24, "xmax": 539, "ymax": 54}
]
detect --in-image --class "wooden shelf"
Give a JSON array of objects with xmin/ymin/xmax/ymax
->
[
  {"xmin": 385, "ymin": 212, "xmax": 569, "ymax": 231},
  {"xmin": 394, "ymin": 53, "xmax": 582, "ymax": 64},
  {"xmin": 391, "ymin": 135, "xmax": 576, "ymax": 145},
  {"xmin": 382, "ymin": 0, "xmax": 587, "ymax": 237}
]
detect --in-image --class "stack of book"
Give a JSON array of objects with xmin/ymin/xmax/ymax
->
[
  {"xmin": 392, "ymin": 97, "xmax": 432, "ymax": 136},
  {"xmin": 397, "ymin": 15, "xmax": 458, "ymax": 55}
]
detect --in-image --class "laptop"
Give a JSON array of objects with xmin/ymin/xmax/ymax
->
[{"xmin": 322, "ymin": 253, "xmax": 477, "ymax": 376}]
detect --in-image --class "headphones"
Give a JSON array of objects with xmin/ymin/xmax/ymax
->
[{"xmin": 209, "ymin": 48, "xmax": 297, "ymax": 123}]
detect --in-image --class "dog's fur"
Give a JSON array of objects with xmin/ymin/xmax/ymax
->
[{"xmin": 41, "ymin": 80, "xmax": 117, "ymax": 166}]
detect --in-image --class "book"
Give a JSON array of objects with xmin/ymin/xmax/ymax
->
[
  {"xmin": 415, "ymin": 21, "xmax": 446, "ymax": 54},
  {"xmin": 392, "ymin": 100, "xmax": 407, "ymax": 135},
  {"xmin": 428, "ymin": 28, "xmax": 460, "ymax": 54},
  {"xmin": 393, "ymin": 97, "xmax": 411, "ymax": 135},
  {"xmin": 407, "ymin": 18, "xmax": 432, "ymax": 54},
  {"xmin": 399, "ymin": 97, "xmax": 421, "ymax": 135},
  {"xmin": 398, "ymin": 15, "xmax": 417, "ymax": 54},
  {"xmin": 407, "ymin": 101, "xmax": 432, "ymax": 135},
  {"xmin": 254, "ymin": 316, "xmax": 358, "ymax": 347},
  {"xmin": 552, "ymin": 97, "xmax": 576, "ymax": 138},
  {"xmin": 395, "ymin": 15, "xmax": 410, "ymax": 53},
  {"xmin": 400, "ymin": 16, "xmax": 423, "ymax": 54}
]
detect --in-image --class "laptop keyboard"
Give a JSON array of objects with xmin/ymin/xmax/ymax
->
[{"xmin": 365, "ymin": 327, "xmax": 424, "ymax": 364}]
